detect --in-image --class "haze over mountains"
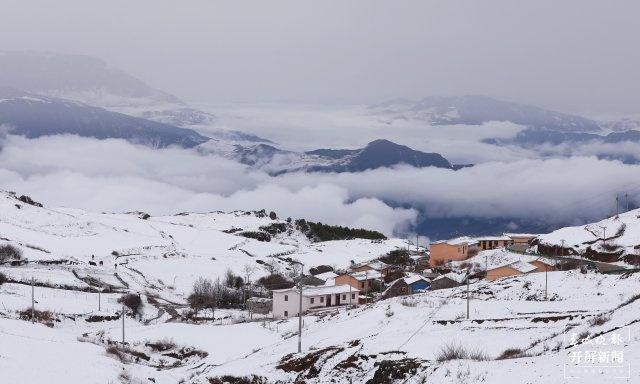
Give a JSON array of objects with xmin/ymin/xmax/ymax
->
[{"xmin": 1, "ymin": 52, "xmax": 640, "ymax": 239}]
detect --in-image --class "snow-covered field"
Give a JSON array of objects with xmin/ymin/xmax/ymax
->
[{"xmin": 1, "ymin": 191, "xmax": 639, "ymax": 383}]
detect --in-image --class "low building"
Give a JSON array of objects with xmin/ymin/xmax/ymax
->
[
  {"xmin": 430, "ymin": 272, "xmax": 468, "ymax": 290},
  {"xmin": 486, "ymin": 261, "xmax": 537, "ymax": 281},
  {"xmin": 272, "ymin": 284, "xmax": 359, "ymax": 319},
  {"xmin": 506, "ymin": 233, "xmax": 538, "ymax": 246},
  {"xmin": 485, "ymin": 259, "xmax": 555, "ymax": 281},
  {"xmin": 334, "ymin": 270, "xmax": 382, "ymax": 292},
  {"xmin": 382, "ymin": 273, "xmax": 432, "ymax": 299},
  {"xmin": 350, "ymin": 260, "xmax": 391, "ymax": 277},
  {"xmin": 429, "ymin": 237, "xmax": 478, "ymax": 267},
  {"xmin": 477, "ymin": 236, "xmax": 514, "ymax": 251},
  {"xmin": 246, "ymin": 297, "xmax": 272, "ymax": 315}
]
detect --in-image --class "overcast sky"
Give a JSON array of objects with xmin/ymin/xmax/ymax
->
[{"xmin": 0, "ymin": 0, "xmax": 639, "ymax": 116}]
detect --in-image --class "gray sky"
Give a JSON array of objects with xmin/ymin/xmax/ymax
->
[{"xmin": 0, "ymin": 0, "xmax": 639, "ymax": 116}]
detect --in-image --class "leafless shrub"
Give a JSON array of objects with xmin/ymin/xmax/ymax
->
[
  {"xmin": 601, "ymin": 242, "xmax": 620, "ymax": 252},
  {"xmin": 145, "ymin": 338, "xmax": 176, "ymax": 352},
  {"xmin": 118, "ymin": 293, "xmax": 143, "ymax": 318},
  {"xmin": 496, "ymin": 348, "xmax": 530, "ymax": 360},
  {"xmin": 400, "ymin": 299, "xmax": 417, "ymax": 307},
  {"xmin": 0, "ymin": 272, "xmax": 6, "ymax": 285},
  {"xmin": 589, "ymin": 314, "xmax": 611, "ymax": 327},
  {"xmin": 18, "ymin": 308, "xmax": 55, "ymax": 327},
  {"xmin": 0, "ymin": 244, "xmax": 22, "ymax": 263},
  {"xmin": 436, "ymin": 342, "xmax": 489, "ymax": 361}
]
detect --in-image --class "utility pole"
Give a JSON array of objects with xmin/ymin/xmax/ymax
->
[
  {"xmin": 98, "ymin": 289, "xmax": 101, "ymax": 312},
  {"xmin": 349, "ymin": 272, "xmax": 353, "ymax": 307},
  {"xmin": 466, "ymin": 269, "xmax": 470, "ymax": 319},
  {"xmin": 31, "ymin": 277, "xmax": 35, "ymax": 323},
  {"xmin": 545, "ymin": 264, "xmax": 548, "ymax": 300},
  {"xmin": 599, "ymin": 225, "xmax": 607, "ymax": 244},
  {"xmin": 560, "ymin": 239, "xmax": 565, "ymax": 257},
  {"xmin": 616, "ymin": 196, "xmax": 619, "ymax": 216},
  {"xmin": 297, "ymin": 262, "xmax": 303, "ymax": 353},
  {"xmin": 626, "ymin": 193, "xmax": 629, "ymax": 212},
  {"xmin": 416, "ymin": 234, "xmax": 419, "ymax": 252},
  {"xmin": 122, "ymin": 301, "xmax": 125, "ymax": 344}
]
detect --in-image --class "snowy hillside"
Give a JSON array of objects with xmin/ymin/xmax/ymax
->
[
  {"xmin": 0, "ymin": 191, "xmax": 639, "ymax": 383},
  {"xmin": 0, "ymin": 191, "xmax": 405, "ymax": 294},
  {"xmin": 537, "ymin": 209, "xmax": 640, "ymax": 263}
]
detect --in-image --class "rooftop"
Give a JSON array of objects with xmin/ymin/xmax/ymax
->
[
  {"xmin": 349, "ymin": 270, "xmax": 382, "ymax": 281},
  {"xmin": 351, "ymin": 260, "xmax": 389, "ymax": 271},
  {"xmin": 273, "ymin": 284, "xmax": 359, "ymax": 296},
  {"xmin": 314, "ymin": 271, "xmax": 338, "ymax": 281},
  {"xmin": 431, "ymin": 236, "xmax": 477, "ymax": 246}
]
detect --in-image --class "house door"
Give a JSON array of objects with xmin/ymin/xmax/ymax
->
[
  {"xmin": 326, "ymin": 295, "xmax": 331, "ymax": 307},
  {"xmin": 335, "ymin": 294, "xmax": 341, "ymax": 306}
]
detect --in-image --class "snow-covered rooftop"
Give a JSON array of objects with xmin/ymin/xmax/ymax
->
[{"xmin": 273, "ymin": 284, "xmax": 358, "ymax": 296}]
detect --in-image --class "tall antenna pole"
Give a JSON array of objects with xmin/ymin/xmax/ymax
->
[
  {"xmin": 122, "ymin": 301, "xmax": 125, "ymax": 344},
  {"xmin": 297, "ymin": 264, "xmax": 303, "ymax": 353},
  {"xmin": 545, "ymin": 264, "xmax": 548, "ymax": 300},
  {"xmin": 626, "ymin": 193, "xmax": 629, "ymax": 212},
  {"xmin": 31, "ymin": 277, "xmax": 35, "ymax": 323},
  {"xmin": 466, "ymin": 270, "xmax": 470, "ymax": 319}
]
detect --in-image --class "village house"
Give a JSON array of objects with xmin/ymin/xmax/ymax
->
[
  {"xmin": 505, "ymin": 233, "xmax": 538, "ymax": 246},
  {"xmin": 477, "ymin": 235, "xmax": 513, "ymax": 250},
  {"xmin": 381, "ymin": 274, "xmax": 431, "ymax": 299},
  {"xmin": 334, "ymin": 270, "xmax": 382, "ymax": 293},
  {"xmin": 350, "ymin": 260, "xmax": 391, "ymax": 277},
  {"xmin": 271, "ymin": 284, "xmax": 359, "ymax": 319},
  {"xmin": 486, "ymin": 259, "xmax": 555, "ymax": 281},
  {"xmin": 429, "ymin": 237, "xmax": 478, "ymax": 267},
  {"xmin": 430, "ymin": 271, "xmax": 468, "ymax": 290}
]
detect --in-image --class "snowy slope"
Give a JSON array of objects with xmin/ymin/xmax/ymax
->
[
  {"xmin": 2, "ymin": 191, "xmax": 640, "ymax": 383},
  {"xmin": 0, "ymin": 191, "xmax": 405, "ymax": 296},
  {"xmin": 537, "ymin": 208, "xmax": 640, "ymax": 261}
]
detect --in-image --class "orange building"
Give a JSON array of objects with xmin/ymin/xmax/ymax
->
[
  {"xmin": 429, "ymin": 237, "xmax": 477, "ymax": 267},
  {"xmin": 334, "ymin": 270, "xmax": 382, "ymax": 292},
  {"xmin": 486, "ymin": 260, "xmax": 555, "ymax": 281}
]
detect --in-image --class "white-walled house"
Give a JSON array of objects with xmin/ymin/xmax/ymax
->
[{"xmin": 272, "ymin": 284, "xmax": 359, "ymax": 319}]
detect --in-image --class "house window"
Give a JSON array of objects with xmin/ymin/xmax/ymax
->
[
  {"xmin": 351, "ymin": 293, "xmax": 355, "ymax": 299},
  {"xmin": 284, "ymin": 295, "xmax": 288, "ymax": 301},
  {"xmin": 342, "ymin": 294, "xmax": 346, "ymax": 300},
  {"xmin": 284, "ymin": 311, "xmax": 288, "ymax": 317},
  {"xmin": 320, "ymin": 296, "xmax": 324, "ymax": 303},
  {"xmin": 360, "ymin": 282, "xmax": 365, "ymax": 288},
  {"xmin": 310, "ymin": 297, "xmax": 315, "ymax": 304}
]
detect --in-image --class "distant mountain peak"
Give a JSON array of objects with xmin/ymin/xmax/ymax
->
[
  {"xmin": 0, "ymin": 51, "xmax": 183, "ymax": 107},
  {"xmin": 371, "ymin": 94, "xmax": 601, "ymax": 132}
]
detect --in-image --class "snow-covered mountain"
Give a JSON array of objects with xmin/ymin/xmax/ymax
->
[
  {"xmin": 0, "ymin": 52, "xmax": 182, "ymax": 107},
  {"xmin": 198, "ymin": 138, "xmax": 454, "ymax": 174},
  {"xmin": 371, "ymin": 95, "xmax": 602, "ymax": 132},
  {"xmin": 0, "ymin": 87, "xmax": 209, "ymax": 148}
]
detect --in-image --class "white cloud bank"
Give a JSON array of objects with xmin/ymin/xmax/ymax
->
[
  {"xmin": 0, "ymin": 135, "xmax": 416, "ymax": 236},
  {"xmin": 2, "ymin": 134, "xmax": 640, "ymax": 237}
]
